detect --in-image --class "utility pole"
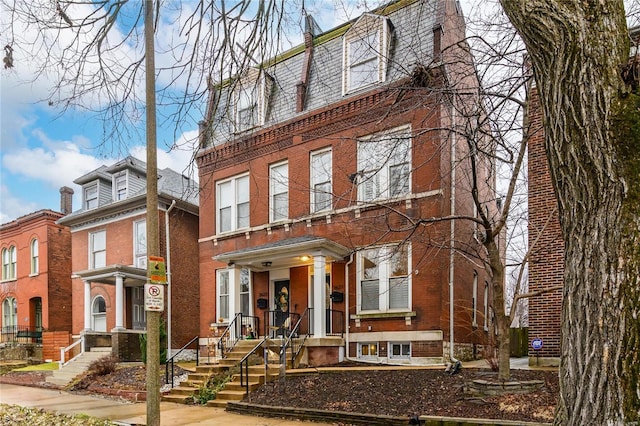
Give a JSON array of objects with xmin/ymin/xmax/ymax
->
[{"xmin": 144, "ymin": 1, "xmax": 161, "ymax": 425}]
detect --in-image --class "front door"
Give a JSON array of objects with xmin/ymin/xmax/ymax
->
[
  {"xmin": 132, "ymin": 286, "xmax": 146, "ymax": 330},
  {"xmin": 274, "ymin": 280, "xmax": 290, "ymax": 334}
]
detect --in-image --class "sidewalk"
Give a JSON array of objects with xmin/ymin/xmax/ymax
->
[{"xmin": 0, "ymin": 383, "xmax": 332, "ymax": 426}]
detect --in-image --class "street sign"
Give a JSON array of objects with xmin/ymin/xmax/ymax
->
[
  {"xmin": 148, "ymin": 256, "xmax": 167, "ymax": 284},
  {"xmin": 144, "ymin": 283, "xmax": 164, "ymax": 311},
  {"xmin": 532, "ymin": 338, "xmax": 543, "ymax": 350}
]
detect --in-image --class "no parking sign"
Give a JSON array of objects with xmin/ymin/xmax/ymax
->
[{"xmin": 144, "ymin": 283, "xmax": 164, "ymax": 312}]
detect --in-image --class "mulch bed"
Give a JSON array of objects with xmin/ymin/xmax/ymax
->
[{"xmin": 0, "ymin": 363, "xmax": 558, "ymax": 423}]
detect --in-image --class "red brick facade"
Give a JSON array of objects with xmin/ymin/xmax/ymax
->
[
  {"xmin": 0, "ymin": 210, "xmax": 73, "ymax": 333},
  {"xmin": 197, "ymin": 0, "xmax": 495, "ymax": 365},
  {"xmin": 526, "ymin": 86, "xmax": 564, "ymax": 361}
]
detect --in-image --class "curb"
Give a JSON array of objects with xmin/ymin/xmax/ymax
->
[{"xmin": 226, "ymin": 402, "xmax": 552, "ymax": 426}]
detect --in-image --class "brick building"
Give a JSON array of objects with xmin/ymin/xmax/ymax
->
[
  {"xmin": 57, "ymin": 156, "xmax": 200, "ymax": 361},
  {"xmin": 0, "ymin": 188, "xmax": 74, "ymax": 341},
  {"xmin": 197, "ymin": 0, "xmax": 497, "ymax": 365}
]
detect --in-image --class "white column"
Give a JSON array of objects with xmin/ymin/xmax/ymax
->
[
  {"xmin": 84, "ymin": 280, "xmax": 91, "ymax": 331},
  {"xmin": 313, "ymin": 255, "xmax": 326, "ymax": 338},
  {"xmin": 113, "ymin": 273, "xmax": 125, "ymax": 331},
  {"xmin": 229, "ymin": 266, "xmax": 239, "ymax": 321}
]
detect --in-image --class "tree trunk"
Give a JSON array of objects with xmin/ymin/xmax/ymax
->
[
  {"xmin": 501, "ymin": 1, "xmax": 640, "ymax": 424},
  {"xmin": 487, "ymin": 238, "xmax": 511, "ymax": 381}
]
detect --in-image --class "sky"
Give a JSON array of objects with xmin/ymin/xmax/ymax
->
[{"xmin": 0, "ymin": 0, "xmax": 392, "ymax": 224}]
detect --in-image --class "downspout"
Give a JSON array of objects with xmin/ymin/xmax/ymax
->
[
  {"xmin": 165, "ymin": 200, "xmax": 177, "ymax": 356},
  {"xmin": 344, "ymin": 253, "xmax": 355, "ymax": 362},
  {"xmin": 449, "ymin": 103, "xmax": 459, "ymax": 363}
]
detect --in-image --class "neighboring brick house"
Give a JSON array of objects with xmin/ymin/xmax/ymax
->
[
  {"xmin": 0, "ymin": 187, "xmax": 74, "ymax": 341},
  {"xmin": 57, "ymin": 156, "xmax": 199, "ymax": 360},
  {"xmin": 197, "ymin": 0, "xmax": 497, "ymax": 366}
]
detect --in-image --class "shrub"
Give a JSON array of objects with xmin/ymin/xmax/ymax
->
[
  {"xmin": 139, "ymin": 319, "xmax": 167, "ymax": 364},
  {"xmin": 88, "ymin": 354, "xmax": 118, "ymax": 376},
  {"xmin": 192, "ymin": 371, "xmax": 233, "ymax": 405}
]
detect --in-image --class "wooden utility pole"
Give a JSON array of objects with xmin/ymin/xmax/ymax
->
[{"xmin": 144, "ymin": 0, "xmax": 161, "ymax": 425}]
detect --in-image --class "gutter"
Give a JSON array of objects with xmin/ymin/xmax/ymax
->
[
  {"xmin": 344, "ymin": 253, "xmax": 355, "ymax": 362},
  {"xmin": 165, "ymin": 200, "xmax": 177, "ymax": 356},
  {"xmin": 449, "ymin": 98, "xmax": 459, "ymax": 364}
]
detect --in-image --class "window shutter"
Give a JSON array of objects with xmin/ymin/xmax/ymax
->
[
  {"xmin": 361, "ymin": 279, "xmax": 380, "ymax": 311},
  {"xmin": 389, "ymin": 277, "xmax": 409, "ymax": 309}
]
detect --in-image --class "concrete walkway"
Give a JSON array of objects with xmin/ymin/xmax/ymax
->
[{"xmin": 0, "ymin": 383, "xmax": 332, "ymax": 426}]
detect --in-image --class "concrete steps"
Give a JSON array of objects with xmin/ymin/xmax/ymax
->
[
  {"xmin": 207, "ymin": 364, "xmax": 283, "ymax": 408},
  {"xmin": 45, "ymin": 347, "xmax": 112, "ymax": 387}
]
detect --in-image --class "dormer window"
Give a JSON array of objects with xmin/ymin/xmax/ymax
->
[
  {"xmin": 114, "ymin": 172, "xmax": 127, "ymax": 201},
  {"xmin": 85, "ymin": 184, "xmax": 98, "ymax": 210},
  {"xmin": 343, "ymin": 14, "xmax": 392, "ymax": 94},
  {"xmin": 234, "ymin": 68, "xmax": 272, "ymax": 132}
]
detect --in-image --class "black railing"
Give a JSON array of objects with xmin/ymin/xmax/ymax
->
[
  {"xmin": 218, "ymin": 313, "xmax": 260, "ymax": 358},
  {"xmin": 0, "ymin": 325, "xmax": 43, "ymax": 344},
  {"xmin": 263, "ymin": 310, "xmax": 300, "ymax": 338},
  {"xmin": 239, "ymin": 336, "xmax": 268, "ymax": 395},
  {"xmin": 280, "ymin": 308, "xmax": 310, "ymax": 374},
  {"xmin": 164, "ymin": 335, "xmax": 199, "ymax": 389},
  {"xmin": 307, "ymin": 308, "xmax": 345, "ymax": 337}
]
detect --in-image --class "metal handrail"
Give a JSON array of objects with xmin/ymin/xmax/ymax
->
[
  {"xmin": 165, "ymin": 335, "xmax": 199, "ymax": 389},
  {"xmin": 279, "ymin": 308, "xmax": 309, "ymax": 375},
  {"xmin": 218, "ymin": 313, "xmax": 260, "ymax": 359},
  {"xmin": 238, "ymin": 336, "xmax": 269, "ymax": 395}
]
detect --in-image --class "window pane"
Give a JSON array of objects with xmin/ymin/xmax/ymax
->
[
  {"xmin": 390, "ymin": 246, "xmax": 408, "ymax": 277},
  {"xmin": 219, "ymin": 206, "xmax": 232, "ymax": 232},
  {"xmin": 389, "ymin": 277, "xmax": 409, "ymax": 309},
  {"xmin": 93, "ymin": 232, "xmax": 106, "ymax": 251},
  {"xmin": 350, "ymin": 59, "xmax": 378, "ymax": 89},
  {"xmin": 361, "ymin": 279, "xmax": 379, "ymax": 311},
  {"xmin": 135, "ymin": 222, "xmax": 146, "ymax": 255},
  {"xmin": 350, "ymin": 33, "xmax": 378, "ymax": 65},
  {"xmin": 361, "ymin": 249, "xmax": 380, "ymax": 279},
  {"xmin": 94, "ymin": 252, "xmax": 106, "ymax": 268},
  {"xmin": 273, "ymin": 193, "xmax": 288, "ymax": 221},
  {"xmin": 236, "ymin": 202, "xmax": 249, "ymax": 229},
  {"xmin": 219, "ymin": 272, "xmax": 229, "ymax": 294},
  {"xmin": 218, "ymin": 181, "xmax": 232, "ymax": 208},
  {"xmin": 389, "ymin": 163, "xmax": 410, "ymax": 197},
  {"xmin": 236, "ymin": 176, "xmax": 249, "ymax": 203},
  {"xmin": 313, "ymin": 183, "xmax": 332, "ymax": 212}
]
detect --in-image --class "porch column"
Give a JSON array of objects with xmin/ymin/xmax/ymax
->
[
  {"xmin": 113, "ymin": 273, "xmax": 125, "ymax": 331},
  {"xmin": 84, "ymin": 280, "xmax": 91, "ymax": 331},
  {"xmin": 313, "ymin": 255, "xmax": 327, "ymax": 338},
  {"xmin": 229, "ymin": 266, "xmax": 239, "ymax": 321}
]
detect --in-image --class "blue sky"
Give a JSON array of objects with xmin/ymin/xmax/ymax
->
[{"xmin": 0, "ymin": 0, "xmax": 367, "ymax": 224}]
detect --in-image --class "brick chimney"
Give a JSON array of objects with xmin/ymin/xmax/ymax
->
[{"xmin": 59, "ymin": 186, "xmax": 74, "ymax": 215}]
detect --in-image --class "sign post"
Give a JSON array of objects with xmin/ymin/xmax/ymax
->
[{"xmin": 531, "ymin": 338, "xmax": 543, "ymax": 366}]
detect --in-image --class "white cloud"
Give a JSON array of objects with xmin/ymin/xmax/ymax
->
[{"xmin": 0, "ymin": 184, "xmax": 39, "ymax": 224}]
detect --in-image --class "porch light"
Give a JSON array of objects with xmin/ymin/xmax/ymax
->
[
  {"xmin": 300, "ymin": 255, "xmax": 310, "ymax": 262},
  {"xmin": 261, "ymin": 261, "xmax": 272, "ymax": 267}
]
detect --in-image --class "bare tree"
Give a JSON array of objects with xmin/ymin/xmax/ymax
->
[{"xmin": 501, "ymin": 1, "xmax": 640, "ymax": 424}]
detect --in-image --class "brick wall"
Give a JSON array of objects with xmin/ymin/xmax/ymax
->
[{"xmin": 527, "ymin": 87, "xmax": 564, "ymax": 359}]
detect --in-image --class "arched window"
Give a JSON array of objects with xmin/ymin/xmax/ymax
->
[
  {"xmin": 1, "ymin": 248, "xmax": 8, "ymax": 280},
  {"xmin": 30, "ymin": 239, "xmax": 39, "ymax": 275},
  {"xmin": 2, "ymin": 297, "xmax": 17, "ymax": 331},
  {"xmin": 91, "ymin": 296, "xmax": 107, "ymax": 332},
  {"xmin": 9, "ymin": 246, "xmax": 16, "ymax": 279}
]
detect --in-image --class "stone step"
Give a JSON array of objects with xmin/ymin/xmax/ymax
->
[
  {"xmin": 195, "ymin": 364, "xmax": 227, "ymax": 374},
  {"xmin": 214, "ymin": 389, "xmax": 246, "ymax": 401},
  {"xmin": 206, "ymin": 399, "xmax": 229, "ymax": 408},
  {"xmin": 161, "ymin": 393, "xmax": 192, "ymax": 404},
  {"xmin": 224, "ymin": 381, "xmax": 262, "ymax": 392},
  {"xmin": 167, "ymin": 385, "xmax": 199, "ymax": 396}
]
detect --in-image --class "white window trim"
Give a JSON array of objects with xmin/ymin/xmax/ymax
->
[
  {"xmin": 217, "ymin": 269, "xmax": 230, "ymax": 322},
  {"xmin": 358, "ymin": 342, "xmax": 379, "ymax": 360},
  {"xmin": 357, "ymin": 125, "xmax": 412, "ymax": 203},
  {"xmin": 342, "ymin": 15, "xmax": 391, "ymax": 95},
  {"xmin": 133, "ymin": 220, "xmax": 147, "ymax": 269},
  {"xmin": 269, "ymin": 161, "xmax": 289, "ymax": 223},
  {"xmin": 310, "ymin": 148, "xmax": 333, "ymax": 213},
  {"xmin": 8, "ymin": 246, "xmax": 16, "ymax": 280},
  {"xmin": 388, "ymin": 342, "xmax": 411, "ymax": 360},
  {"xmin": 30, "ymin": 239, "xmax": 39, "ymax": 276},
  {"xmin": 216, "ymin": 173, "xmax": 250, "ymax": 235},
  {"xmin": 2, "ymin": 297, "xmax": 17, "ymax": 328},
  {"xmin": 89, "ymin": 230, "xmax": 107, "ymax": 269},
  {"xmin": 113, "ymin": 171, "xmax": 128, "ymax": 201},
  {"xmin": 239, "ymin": 267, "xmax": 252, "ymax": 317},
  {"xmin": 1, "ymin": 247, "xmax": 15, "ymax": 282},
  {"xmin": 84, "ymin": 182, "xmax": 99, "ymax": 210},
  {"xmin": 356, "ymin": 243, "xmax": 411, "ymax": 314}
]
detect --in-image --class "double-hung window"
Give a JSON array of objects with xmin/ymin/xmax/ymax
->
[
  {"xmin": 1, "ymin": 246, "xmax": 16, "ymax": 281},
  {"xmin": 217, "ymin": 270, "xmax": 230, "ymax": 321},
  {"xmin": 134, "ymin": 220, "xmax": 147, "ymax": 269},
  {"xmin": 270, "ymin": 162, "xmax": 288, "ymax": 222},
  {"xmin": 85, "ymin": 184, "xmax": 98, "ymax": 210},
  {"xmin": 342, "ymin": 15, "xmax": 391, "ymax": 94},
  {"xmin": 357, "ymin": 126, "xmax": 411, "ymax": 202},
  {"xmin": 236, "ymin": 85, "xmax": 257, "ymax": 131},
  {"xmin": 217, "ymin": 174, "xmax": 250, "ymax": 234},
  {"xmin": 114, "ymin": 172, "xmax": 127, "ymax": 201},
  {"xmin": 90, "ymin": 230, "xmax": 106, "ymax": 269},
  {"xmin": 30, "ymin": 239, "xmax": 39, "ymax": 275},
  {"xmin": 234, "ymin": 69, "xmax": 273, "ymax": 132},
  {"xmin": 310, "ymin": 149, "xmax": 332, "ymax": 213},
  {"xmin": 358, "ymin": 244, "xmax": 410, "ymax": 313}
]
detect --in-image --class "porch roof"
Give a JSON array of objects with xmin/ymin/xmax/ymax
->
[
  {"xmin": 72, "ymin": 265, "xmax": 147, "ymax": 286},
  {"xmin": 214, "ymin": 236, "xmax": 351, "ymax": 271}
]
